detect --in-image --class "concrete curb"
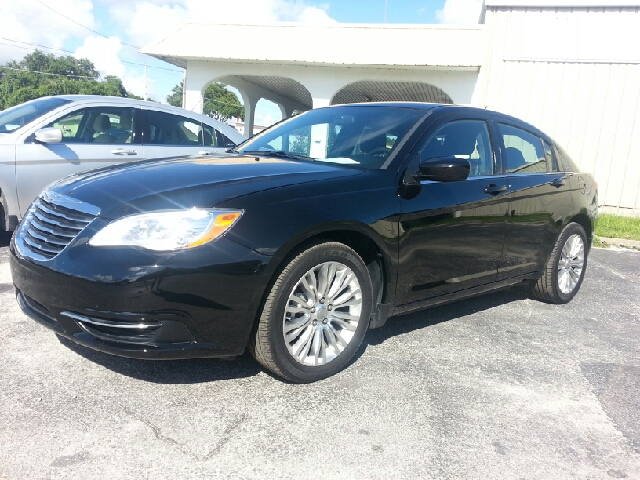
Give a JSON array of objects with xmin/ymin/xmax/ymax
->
[{"xmin": 595, "ymin": 235, "xmax": 640, "ymax": 250}]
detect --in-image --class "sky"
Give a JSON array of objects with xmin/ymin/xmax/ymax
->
[{"xmin": 0, "ymin": 0, "xmax": 484, "ymax": 126}]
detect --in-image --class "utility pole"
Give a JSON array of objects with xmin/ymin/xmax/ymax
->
[
  {"xmin": 182, "ymin": 69, "xmax": 187, "ymax": 108},
  {"xmin": 143, "ymin": 64, "xmax": 148, "ymax": 101}
]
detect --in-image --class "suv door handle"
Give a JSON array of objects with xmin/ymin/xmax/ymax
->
[
  {"xmin": 549, "ymin": 177, "xmax": 566, "ymax": 188},
  {"xmin": 111, "ymin": 148, "xmax": 138, "ymax": 156},
  {"xmin": 198, "ymin": 150, "xmax": 215, "ymax": 155},
  {"xmin": 484, "ymin": 184, "xmax": 509, "ymax": 195}
]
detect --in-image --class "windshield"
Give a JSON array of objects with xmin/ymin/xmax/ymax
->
[
  {"xmin": 0, "ymin": 97, "xmax": 71, "ymax": 134},
  {"xmin": 237, "ymin": 105, "xmax": 429, "ymax": 169}
]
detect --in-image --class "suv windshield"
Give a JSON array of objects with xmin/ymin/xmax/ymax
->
[
  {"xmin": 237, "ymin": 105, "xmax": 429, "ymax": 169},
  {"xmin": 0, "ymin": 97, "xmax": 71, "ymax": 134}
]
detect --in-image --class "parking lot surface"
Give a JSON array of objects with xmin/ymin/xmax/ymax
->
[{"xmin": 1, "ymin": 232, "xmax": 639, "ymax": 480}]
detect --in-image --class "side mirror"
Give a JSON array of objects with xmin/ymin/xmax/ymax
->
[
  {"xmin": 34, "ymin": 127, "xmax": 63, "ymax": 144},
  {"xmin": 417, "ymin": 156, "xmax": 470, "ymax": 182}
]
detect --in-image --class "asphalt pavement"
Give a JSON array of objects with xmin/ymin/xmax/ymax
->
[{"xmin": 1, "ymin": 232, "xmax": 639, "ymax": 480}]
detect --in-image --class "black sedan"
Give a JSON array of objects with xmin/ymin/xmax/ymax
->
[{"xmin": 10, "ymin": 103, "xmax": 598, "ymax": 383}]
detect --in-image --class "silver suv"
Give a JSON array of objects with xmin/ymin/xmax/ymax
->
[{"xmin": 0, "ymin": 95, "xmax": 245, "ymax": 230}]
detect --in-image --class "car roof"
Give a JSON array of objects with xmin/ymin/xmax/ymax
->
[{"xmin": 329, "ymin": 102, "xmax": 551, "ymax": 142}]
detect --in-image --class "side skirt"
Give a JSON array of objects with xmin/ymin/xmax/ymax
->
[{"xmin": 392, "ymin": 274, "xmax": 538, "ymax": 317}]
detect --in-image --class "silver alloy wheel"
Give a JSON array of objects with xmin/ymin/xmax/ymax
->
[
  {"xmin": 557, "ymin": 233, "xmax": 585, "ymax": 294},
  {"xmin": 283, "ymin": 261, "xmax": 363, "ymax": 366}
]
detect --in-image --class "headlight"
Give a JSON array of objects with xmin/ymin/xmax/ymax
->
[{"xmin": 88, "ymin": 209, "xmax": 243, "ymax": 251}]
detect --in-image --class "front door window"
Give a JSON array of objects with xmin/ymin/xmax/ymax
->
[{"xmin": 47, "ymin": 107, "xmax": 135, "ymax": 144}]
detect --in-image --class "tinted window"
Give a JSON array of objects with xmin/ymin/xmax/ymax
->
[
  {"xmin": 554, "ymin": 143, "xmax": 578, "ymax": 172},
  {"xmin": 419, "ymin": 120, "xmax": 494, "ymax": 177},
  {"xmin": 499, "ymin": 124, "xmax": 549, "ymax": 174},
  {"xmin": 238, "ymin": 106, "xmax": 427, "ymax": 169},
  {"xmin": 0, "ymin": 97, "xmax": 70, "ymax": 133},
  {"xmin": 46, "ymin": 107, "xmax": 135, "ymax": 144},
  {"xmin": 202, "ymin": 124, "xmax": 236, "ymax": 148},
  {"xmin": 542, "ymin": 140, "xmax": 559, "ymax": 172},
  {"xmin": 145, "ymin": 111, "xmax": 201, "ymax": 146}
]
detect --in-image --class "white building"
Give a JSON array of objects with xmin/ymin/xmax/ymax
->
[
  {"xmin": 227, "ymin": 118, "xmax": 267, "ymax": 137},
  {"xmin": 141, "ymin": 0, "xmax": 640, "ymax": 216}
]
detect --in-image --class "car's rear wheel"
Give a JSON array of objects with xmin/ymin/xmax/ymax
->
[
  {"xmin": 250, "ymin": 242, "xmax": 373, "ymax": 383},
  {"xmin": 530, "ymin": 222, "xmax": 588, "ymax": 304}
]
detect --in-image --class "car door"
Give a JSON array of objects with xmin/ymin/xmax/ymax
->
[
  {"xmin": 140, "ymin": 109, "xmax": 232, "ymax": 160},
  {"xmin": 395, "ymin": 114, "xmax": 510, "ymax": 306},
  {"xmin": 14, "ymin": 105, "xmax": 141, "ymax": 216},
  {"xmin": 495, "ymin": 122, "xmax": 574, "ymax": 280}
]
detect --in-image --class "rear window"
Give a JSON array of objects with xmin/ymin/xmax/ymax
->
[{"xmin": 0, "ymin": 97, "xmax": 70, "ymax": 134}]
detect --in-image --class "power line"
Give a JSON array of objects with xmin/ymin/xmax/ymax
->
[
  {"xmin": 33, "ymin": 0, "xmax": 142, "ymax": 50},
  {"xmin": 0, "ymin": 37, "xmax": 183, "ymax": 74},
  {"xmin": 0, "ymin": 65, "xmax": 97, "ymax": 79}
]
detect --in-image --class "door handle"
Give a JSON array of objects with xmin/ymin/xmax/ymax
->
[
  {"xmin": 549, "ymin": 177, "xmax": 566, "ymax": 188},
  {"xmin": 198, "ymin": 151, "xmax": 215, "ymax": 155},
  {"xmin": 484, "ymin": 184, "xmax": 509, "ymax": 195},
  {"xmin": 111, "ymin": 148, "xmax": 138, "ymax": 156}
]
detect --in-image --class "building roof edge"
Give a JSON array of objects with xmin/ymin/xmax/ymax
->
[{"xmin": 485, "ymin": 0, "xmax": 640, "ymax": 6}]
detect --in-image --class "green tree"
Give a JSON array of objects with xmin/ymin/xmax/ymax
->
[
  {"xmin": 0, "ymin": 50, "xmax": 141, "ymax": 110},
  {"xmin": 166, "ymin": 80, "xmax": 183, "ymax": 107},
  {"xmin": 203, "ymin": 83, "xmax": 244, "ymax": 121},
  {"xmin": 166, "ymin": 81, "xmax": 244, "ymax": 121}
]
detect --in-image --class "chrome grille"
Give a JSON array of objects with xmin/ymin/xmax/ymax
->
[{"xmin": 16, "ymin": 191, "xmax": 99, "ymax": 261}]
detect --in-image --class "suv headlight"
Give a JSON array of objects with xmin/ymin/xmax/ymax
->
[{"xmin": 89, "ymin": 208, "xmax": 243, "ymax": 251}]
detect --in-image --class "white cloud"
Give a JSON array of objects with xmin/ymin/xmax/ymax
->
[
  {"xmin": 74, "ymin": 35, "xmax": 125, "ymax": 77},
  {"xmin": 73, "ymin": 35, "xmax": 161, "ymax": 100},
  {"xmin": 296, "ymin": 6, "xmax": 336, "ymax": 24},
  {"xmin": 0, "ymin": 0, "xmax": 335, "ymax": 103},
  {"xmin": 107, "ymin": 0, "xmax": 336, "ymax": 48},
  {"xmin": 436, "ymin": 0, "xmax": 483, "ymax": 24},
  {"xmin": 122, "ymin": 74, "xmax": 159, "ymax": 100},
  {"xmin": 0, "ymin": 0, "xmax": 95, "ymax": 64},
  {"xmin": 108, "ymin": 2, "xmax": 189, "ymax": 49}
]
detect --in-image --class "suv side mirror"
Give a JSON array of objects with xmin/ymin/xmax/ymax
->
[
  {"xmin": 34, "ymin": 127, "xmax": 63, "ymax": 144},
  {"xmin": 417, "ymin": 156, "xmax": 470, "ymax": 182}
]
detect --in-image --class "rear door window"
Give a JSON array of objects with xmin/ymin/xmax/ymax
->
[
  {"xmin": 143, "ymin": 110, "xmax": 202, "ymax": 146},
  {"xmin": 498, "ymin": 124, "xmax": 550, "ymax": 174},
  {"xmin": 542, "ymin": 140, "xmax": 560, "ymax": 172}
]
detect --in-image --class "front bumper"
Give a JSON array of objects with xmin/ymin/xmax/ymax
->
[{"xmin": 10, "ymin": 236, "xmax": 272, "ymax": 359}]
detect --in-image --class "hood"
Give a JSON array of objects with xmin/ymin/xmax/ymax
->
[{"xmin": 50, "ymin": 153, "xmax": 364, "ymax": 218}]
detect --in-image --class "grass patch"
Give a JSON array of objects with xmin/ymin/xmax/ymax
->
[
  {"xmin": 592, "ymin": 236, "xmax": 608, "ymax": 248},
  {"xmin": 596, "ymin": 214, "xmax": 640, "ymax": 241}
]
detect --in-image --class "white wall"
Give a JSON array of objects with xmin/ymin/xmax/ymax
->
[
  {"xmin": 185, "ymin": 60, "xmax": 480, "ymax": 109},
  {"xmin": 476, "ymin": 5, "xmax": 640, "ymax": 215}
]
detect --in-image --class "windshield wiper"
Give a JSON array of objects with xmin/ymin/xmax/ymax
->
[{"xmin": 241, "ymin": 150, "xmax": 314, "ymax": 160}]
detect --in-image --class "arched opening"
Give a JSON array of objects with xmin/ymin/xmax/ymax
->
[
  {"xmin": 214, "ymin": 75, "xmax": 313, "ymax": 136},
  {"xmin": 331, "ymin": 81, "xmax": 453, "ymax": 105}
]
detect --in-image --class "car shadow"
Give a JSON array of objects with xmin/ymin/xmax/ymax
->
[
  {"xmin": 56, "ymin": 283, "xmax": 531, "ymax": 384},
  {"xmin": 56, "ymin": 335, "xmax": 264, "ymax": 384},
  {"xmin": 349, "ymin": 283, "xmax": 531, "ymax": 365}
]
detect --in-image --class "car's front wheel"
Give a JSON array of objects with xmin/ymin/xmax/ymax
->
[
  {"xmin": 531, "ymin": 222, "xmax": 588, "ymax": 304},
  {"xmin": 250, "ymin": 242, "xmax": 373, "ymax": 383}
]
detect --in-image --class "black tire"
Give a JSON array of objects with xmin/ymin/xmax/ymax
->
[
  {"xmin": 530, "ymin": 222, "xmax": 588, "ymax": 304},
  {"xmin": 250, "ymin": 242, "xmax": 373, "ymax": 383}
]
